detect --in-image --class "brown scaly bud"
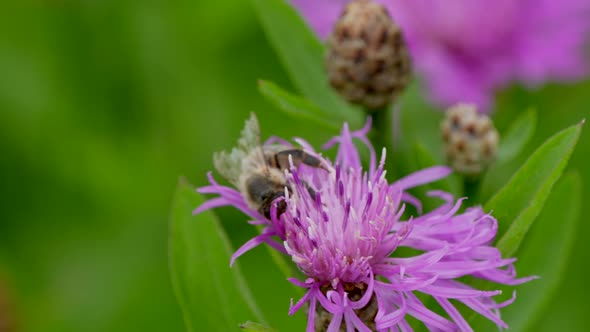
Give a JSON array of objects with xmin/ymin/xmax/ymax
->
[
  {"xmin": 441, "ymin": 103, "xmax": 499, "ymax": 175},
  {"xmin": 314, "ymin": 282, "xmax": 378, "ymax": 332},
  {"xmin": 326, "ymin": 0, "xmax": 412, "ymax": 110}
]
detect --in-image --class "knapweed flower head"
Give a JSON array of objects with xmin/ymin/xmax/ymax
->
[
  {"xmin": 291, "ymin": 0, "xmax": 590, "ymax": 111},
  {"xmin": 195, "ymin": 115, "xmax": 534, "ymax": 331},
  {"xmin": 282, "ymin": 123, "xmax": 533, "ymax": 331}
]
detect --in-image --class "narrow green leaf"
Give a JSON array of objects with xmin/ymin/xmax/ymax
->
[
  {"xmin": 502, "ymin": 171, "xmax": 581, "ymax": 332},
  {"xmin": 169, "ymin": 178, "xmax": 265, "ymax": 331},
  {"xmin": 496, "ymin": 109, "xmax": 537, "ymax": 164},
  {"xmin": 393, "ymin": 82, "xmax": 444, "ymax": 177},
  {"xmin": 413, "ymin": 142, "xmax": 461, "ymax": 198},
  {"xmin": 397, "ymin": 82, "xmax": 443, "ymax": 150},
  {"xmin": 252, "ymin": 223, "xmax": 305, "ymax": 296},
  {"xmin": 477, "ymin": 110, "xmax": 537, "ymax": 202},
  {"xmin": 258, "ymin": 80, "xmax": 343, "ymax": 130},
  {"xmin": 240, "ymin": 321, "xmax": 278, "ymax": 332},
  {"xmin": 485, "ymin": 120, "xmax": 583, "ymax": 257},
  {"xmin": 237, "ymin": 230, "xmax": 307, "ymax": 332},
  {"xmin": 250, "ymin": 0, "xmax": 363, "ymax": 127}
]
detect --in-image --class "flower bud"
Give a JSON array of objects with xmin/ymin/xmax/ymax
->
[
  {"xmin": 326, "ymin": 0, "xmax": 411, "ymax": 110},
  {"xmin": 441, "ymin": 103, "xmax": 499, "ymax": 175}
]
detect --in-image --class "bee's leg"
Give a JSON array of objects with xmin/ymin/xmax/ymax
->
[
  {"xmin": 275, "ymin": 149, "xmax": 326, "ymax": 171},
  {"xmin": 260, "ymin": 191, "xmax": 287, "ymax": 220}
]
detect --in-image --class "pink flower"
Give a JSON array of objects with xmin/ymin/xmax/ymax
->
[
  {"xmin": 291, "ymin": 0, "xmax": 590, "ymax": 111},
  {"xmin": 195, "ymin": 119, "xmax": 534, "ymax": 330}
]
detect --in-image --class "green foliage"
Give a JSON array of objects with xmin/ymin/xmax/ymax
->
[
  {"xmin": 413, "ymin": 142, "xmax": 462, "ymax": 200},
  {"xmin": 501, "ymin": 171, "xmax": 581, "ymax": 331},
  {"xmin": 394, "ymin": 82, "xmax": 445, "ymax": 177},
  {"xmin": 169, "ymin": 179, "xmax": 265, "ymax": 331},
  {"xmin": 413, "ymin": 143, "xmax": 450, "ymax": 191},
  {"xmin": 1, "ymin": 0, "xmax": 589, "ymax": 331},
  {"xmin": 469, "ymin": 171, "xmax": 581, "ymax": 331},
  {"xmin": 478, "ymin": 109, "xmax": 538, "ymax": 201},
  {"xmin": 496, "ymin": 109, "xmax": 537, "ymax": 163},
  {"xmin": 250, "ymin": 0, "xmax": 363, "ymax": 128},
  {"xmin": 240, "ymin": 321, "xmax": 278, "ymax": 332},
  {"xmin": 486, "ymin": 121, "xmax": 583, "ymax": 257},
  {"xmin": 258, "ymin": 80, "xmax": 344, "ymax": 130}
]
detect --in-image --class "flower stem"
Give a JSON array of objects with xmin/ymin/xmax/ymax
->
[
  {"xmin": 463, "ymin": 176, "xmax": 481, "ymax": 201},
  {"xmin": 370, "ymin": 105, "xmax": 398, "ymax": 177}
]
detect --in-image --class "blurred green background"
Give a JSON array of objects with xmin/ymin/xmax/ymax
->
[{"xmin": 0, "ymin": 1, "xmax": 588, "ymax": 331}]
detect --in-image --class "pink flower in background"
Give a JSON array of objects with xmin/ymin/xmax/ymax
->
[{"xmin": 291, "ymin": 0, "xmax": 590, "ymax": 111}]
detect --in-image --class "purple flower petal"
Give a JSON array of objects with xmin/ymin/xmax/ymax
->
[
  {"xmin": 435, "ymin": 297, "xmax": 473, "ymax": 332},
  {"xmin": 393, "ymin": 166, "xmax": 453, "ymax": 191}
]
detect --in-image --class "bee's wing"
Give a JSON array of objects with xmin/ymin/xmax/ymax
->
[
  {"xmin": 213, "ymin": 148, "xmax": 244, "ymax": 185},
  {"xmin": 213, "ymin": 113, "xmax": 264, "ymax": 185},
  {"xmin": 240, "ymin": 113, "xmax": 269, "ymax": 174},
  {"xmin": 238, "ymin": 113, "xmax": 261, "ymax": 152}
]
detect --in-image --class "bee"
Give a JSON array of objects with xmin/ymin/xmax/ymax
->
[{"xmin": 213, "ymin": 113, "xmax": 326, "ymax": 219}]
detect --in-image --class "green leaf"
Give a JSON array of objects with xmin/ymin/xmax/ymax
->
[
  {"xmin": 477, "ymin": 109, "xmax": 538, "ymax": 201},
  {"xmin": 258, "ymin": 80, "xmax": 343, "ymax": 130},
  {"xmin": 485, "ymin": 120, "xmax": 583, "ymax": 257},
  {"xmin": 393, "ymin": 82, "xmax": 444, "ymax": 178},
  {"xmin": 250, "ymin": 0, "xmax": 362, "ymax": 127},
  {"xmin": 235, "ymin": 230, "xmax": 307, "ymax": 332},
  {"xmin": 169, "ymin": 178, "xmax": 266, "ymax": 331},
  {"xmin": 397, "ymin": 82, "xmax": 443, "ymax": 149},
  {"xmin": 240, "ymin": 321, "xmax": 278, "ymax": 332},
  {"xmin": 496, "ymin": 109, "xmax": 537, "ymax": 164},
  {"xmin": 413, "ymin": 142, "xmax": 461, "ymax": 198},
  {"xmin": 501, "ymin": 171, "xmax": 581, "ymax": 332}
]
